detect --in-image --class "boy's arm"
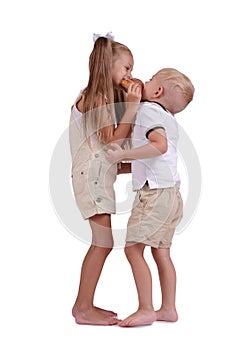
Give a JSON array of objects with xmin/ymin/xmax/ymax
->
[{"xmin": 106, "ymin": 128, "xmax": 168, "ymax": 163}]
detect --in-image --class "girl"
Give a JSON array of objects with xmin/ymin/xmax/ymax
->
[{"xmin": 70, "ymin": 36, "xmax": 141, "ymax": 325}]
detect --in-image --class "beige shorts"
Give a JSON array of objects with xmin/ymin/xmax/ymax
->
[
  {"xmin": 126, "ymin": 184, "xmax": 183, "ymax": 248},
  {"xmin": 71, "ymin": 143, "xmax": 117, "ymax": 219}
]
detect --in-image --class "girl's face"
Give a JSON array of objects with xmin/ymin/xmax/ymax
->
[{"xmin": 112, "ymin": 51, "xmax": 134, "ymax": 88}]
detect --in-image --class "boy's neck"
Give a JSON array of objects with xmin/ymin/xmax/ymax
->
[{"xmin": 141, "ymin": 99, "xmax": 172, "ymax": 114}]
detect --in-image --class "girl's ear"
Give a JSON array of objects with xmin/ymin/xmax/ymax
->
[{"xmin": 154, "ymin": 86, "xmax": 164, "ymax": 98}]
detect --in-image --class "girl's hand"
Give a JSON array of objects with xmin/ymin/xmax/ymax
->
[
  {"xmin": 126, "ymin": 82, "xmax": 142, "ymax": 104},
  {"xmin": 106, "ymin": 143, "xmax": 125, "ymax": 164}
]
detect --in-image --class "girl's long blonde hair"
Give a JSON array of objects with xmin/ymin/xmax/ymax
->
[{"xmin": 81, "ymin": 37, "xmax": 132, "ymax": 146}]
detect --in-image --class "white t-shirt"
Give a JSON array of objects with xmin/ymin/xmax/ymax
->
[{"xmin": 131, "ymin": 101, "xmax": 180, "ymax": 190}]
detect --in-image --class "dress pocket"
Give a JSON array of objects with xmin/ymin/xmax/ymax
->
[{"xmin": 71, "ymin": 162, "xmax": 89, "ymax": 195}]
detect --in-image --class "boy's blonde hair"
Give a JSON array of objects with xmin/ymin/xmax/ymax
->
[
  {"xmin": 81, "ymin": 37, "xmax": 132, "ymax": 145},
  {"xmin": 156, "ymin": 68, "xmax": 195, "ymax": 104}
]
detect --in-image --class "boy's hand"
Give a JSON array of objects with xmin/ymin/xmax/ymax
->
[{"xmin": 106, "ymin": 143, "xmax": 125, "ymax": 164}]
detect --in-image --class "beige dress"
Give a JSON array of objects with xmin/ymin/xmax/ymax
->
[{"xmin": 69, "ymin": 97, "xmax": 117, "ymax": 219}]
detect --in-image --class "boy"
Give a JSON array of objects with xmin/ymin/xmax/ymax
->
[{"xmin": 106, "ymin": 68, "xmax": 195, "ymax": 327}]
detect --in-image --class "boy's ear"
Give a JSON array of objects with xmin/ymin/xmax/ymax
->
[{"xmin": 154, "ymin": 86, "xmax": 163, "ymax": 98}]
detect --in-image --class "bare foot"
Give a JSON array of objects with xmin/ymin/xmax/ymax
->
[
  {"xmin": 72, "ymin": 305, "xmax": 117, "ymax": 318},
  {"xmin": 74, "ymin": 307, "xmax": 119, "ymax": 326},
  {"xmin": 93, "ymin": 306, "xmax": 117, "ymax": 317},
  {"xmin": 119, "ymin": 310, "xmax": 156, "ymax": 327},
  {"xmin": 155, "ymin": 308, "xmax": 178, "ymax": 322}
]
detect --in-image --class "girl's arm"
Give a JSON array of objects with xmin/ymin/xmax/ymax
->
[{"xmin": 100, "ymin": 83, "xmax": 141, "ymax": 146}]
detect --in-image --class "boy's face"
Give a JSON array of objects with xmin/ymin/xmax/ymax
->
[
  {"xmin": 143, "ymin": 74, "xmax": 189, "ymax": 114},
  {"xmin": 142, "ymin": 74, "xmax": 160, "ymax": 100}
]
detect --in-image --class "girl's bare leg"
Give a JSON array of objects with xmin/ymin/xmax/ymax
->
[
  {"xmin": 151, "ymin": 247, "xmax": 178, "ymax": 322},
  {"xmin": 119, "ymin": 243, "xmax": 156, "ymax": 327},
  {"xmin": 72, "ymin": 214, "xmax": 118, "ymax": 325}
]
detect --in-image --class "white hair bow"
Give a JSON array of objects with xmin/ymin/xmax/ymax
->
[{"xmin": 93, "ymin": 31, "xmax": 115, "ymax": 42}]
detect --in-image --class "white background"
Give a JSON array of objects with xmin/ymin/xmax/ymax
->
[{"xmin": 1, "ymin": 0, "xmax": 252, "ymax": 349}]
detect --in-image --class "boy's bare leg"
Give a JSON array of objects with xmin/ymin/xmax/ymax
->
[
  {"xmin": 151, "ymin": 247, "xmax": 178, "ymax": 322},
  {"xmin": 72, "ymin": 214, "xmax": 119, "ymax": 325},
  {"xmin": 119, "ymin": 243, "xmax": 156, "ymax": 327}
]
